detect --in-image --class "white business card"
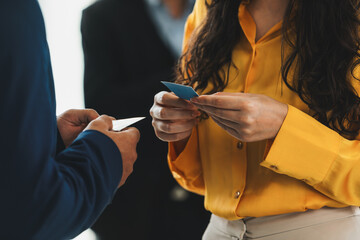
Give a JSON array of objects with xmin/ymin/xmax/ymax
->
[{"xmin": 112, "ymin": 117, "xmax": 146, "ymax": 132}]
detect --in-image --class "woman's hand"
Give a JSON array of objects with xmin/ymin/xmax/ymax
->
[
  {"xmin": 57, "ymin": 109, "xmax": 99, "ymax": 147},
  {"xmin": 191, "ymin": 92, "xmax": 288, "ymax": 142},
  {"xmin": 150, "ymin": 91, "xmax": 200, "ymax": 143}
]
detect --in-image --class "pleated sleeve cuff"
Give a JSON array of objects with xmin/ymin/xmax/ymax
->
[{"xmin": 260, "ymin": 105, "xmax": 340, "ymax": 186}]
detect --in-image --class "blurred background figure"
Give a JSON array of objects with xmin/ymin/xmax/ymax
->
[{"xmin": 81, "ymin": 0, "xmax": 210, "ymax": 239}]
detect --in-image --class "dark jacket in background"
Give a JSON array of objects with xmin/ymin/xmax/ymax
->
[
  {"xmin": 81, "ymin": 0, "xmax": 210, "ymax": 239},
  {"xmin": 0, "ymin": 0, "xmax": 123, "ymax": 239}
]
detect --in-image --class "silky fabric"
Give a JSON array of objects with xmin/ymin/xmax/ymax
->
[
  {"xmin": 168, "ymin": 0, "xmax": 360, "ymax": 220},
  {"xmin": 203, "ymin": 207, "xmax": 360, "ymax": 240}
]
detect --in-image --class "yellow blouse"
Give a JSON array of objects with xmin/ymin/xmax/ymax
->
[{"xmin": 168, "ymin": 0, "xmax": 360, "ymax": 220}]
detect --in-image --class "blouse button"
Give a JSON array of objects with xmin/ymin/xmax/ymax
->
[
  {"xmin": 237, "ymin": 141, "xmax": 244, "ymax": 149},
  {"xmin": 270, "ymin": 165, "xmax": 279, "ymax": 171},
  {"xmin": 234, "ymin": 191, "xmax": 241, "ymax": 199}
]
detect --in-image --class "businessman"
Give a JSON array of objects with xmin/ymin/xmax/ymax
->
[{"xmin": 0, "ymin": 0, "xmax": 139, "ymax": 239}]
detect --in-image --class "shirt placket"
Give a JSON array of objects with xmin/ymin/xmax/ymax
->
[
  {"xmin": 230, "ymin": 4, "xmax": 258, "ymax": 217},
  {"xmin": 232, "ymin": 140, "xmax": 247, "ymax": 217},
  {"xmin": 232, "ymin": 3, "xmax": 282, "ymax": 218}
]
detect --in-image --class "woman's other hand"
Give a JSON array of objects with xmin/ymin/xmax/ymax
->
[{"xmin": 191, "ymin": 92, "xmax": 288, "ymax": 142}]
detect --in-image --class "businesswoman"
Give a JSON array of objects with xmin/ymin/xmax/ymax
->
[{"xmin": 150, "ymin": 0, "xmax": 360, "ymax": 239}]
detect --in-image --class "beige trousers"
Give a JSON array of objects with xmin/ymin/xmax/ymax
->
[{"xmin": 202, "ymin": 207, "xmax": 360, "ymax": 240}]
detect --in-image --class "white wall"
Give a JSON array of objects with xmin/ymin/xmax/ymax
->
[{"xmin": 38, "ymin": 0, "xmax": 96, "ymax": 115}]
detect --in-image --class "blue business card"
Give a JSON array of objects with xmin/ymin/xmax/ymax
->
[{"xmin": 161, "ymin": 81, "xmax": 199, "ymax": 100}]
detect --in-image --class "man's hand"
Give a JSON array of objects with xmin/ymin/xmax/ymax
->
[
  {"xmin": 85, "ymin": 115, "xmax": 140, "ymax": 187},
  {"xmin": 57, "ymin": 109, "xmax": 99, "ymax": 147}
]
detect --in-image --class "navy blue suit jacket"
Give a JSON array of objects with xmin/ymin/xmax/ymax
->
[{"xmin": 0, "ymin": 0, "xmax": 123, "ymax": 239}]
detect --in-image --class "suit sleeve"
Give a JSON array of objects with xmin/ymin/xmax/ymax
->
[
  {"xmin": 261, "ymin": 105, "xmax": 360, "ymax": 206},
  {"xmin": 0, "ymin": 1, "xmax": 123, "ymax": 239},
  {"xmin": 56, "ymin": 128, "xmax": 66, "ymax": 154}
]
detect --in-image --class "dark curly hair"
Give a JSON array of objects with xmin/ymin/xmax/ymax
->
[{"xmin": 176, "ymin": 0, "xmax": 360, "ymax": 139}]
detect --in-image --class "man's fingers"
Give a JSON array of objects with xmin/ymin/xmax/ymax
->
[
  {"xmin": 83, "ymin": 109, "xmax": 100, "ymax": 123},
  {"xmin": 97, "ymin": 115, "xmax": 114, "ymax": 130},
  {"xmin": 121, "ymin": 127, "xmax": 140, "ymax": 143}
]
